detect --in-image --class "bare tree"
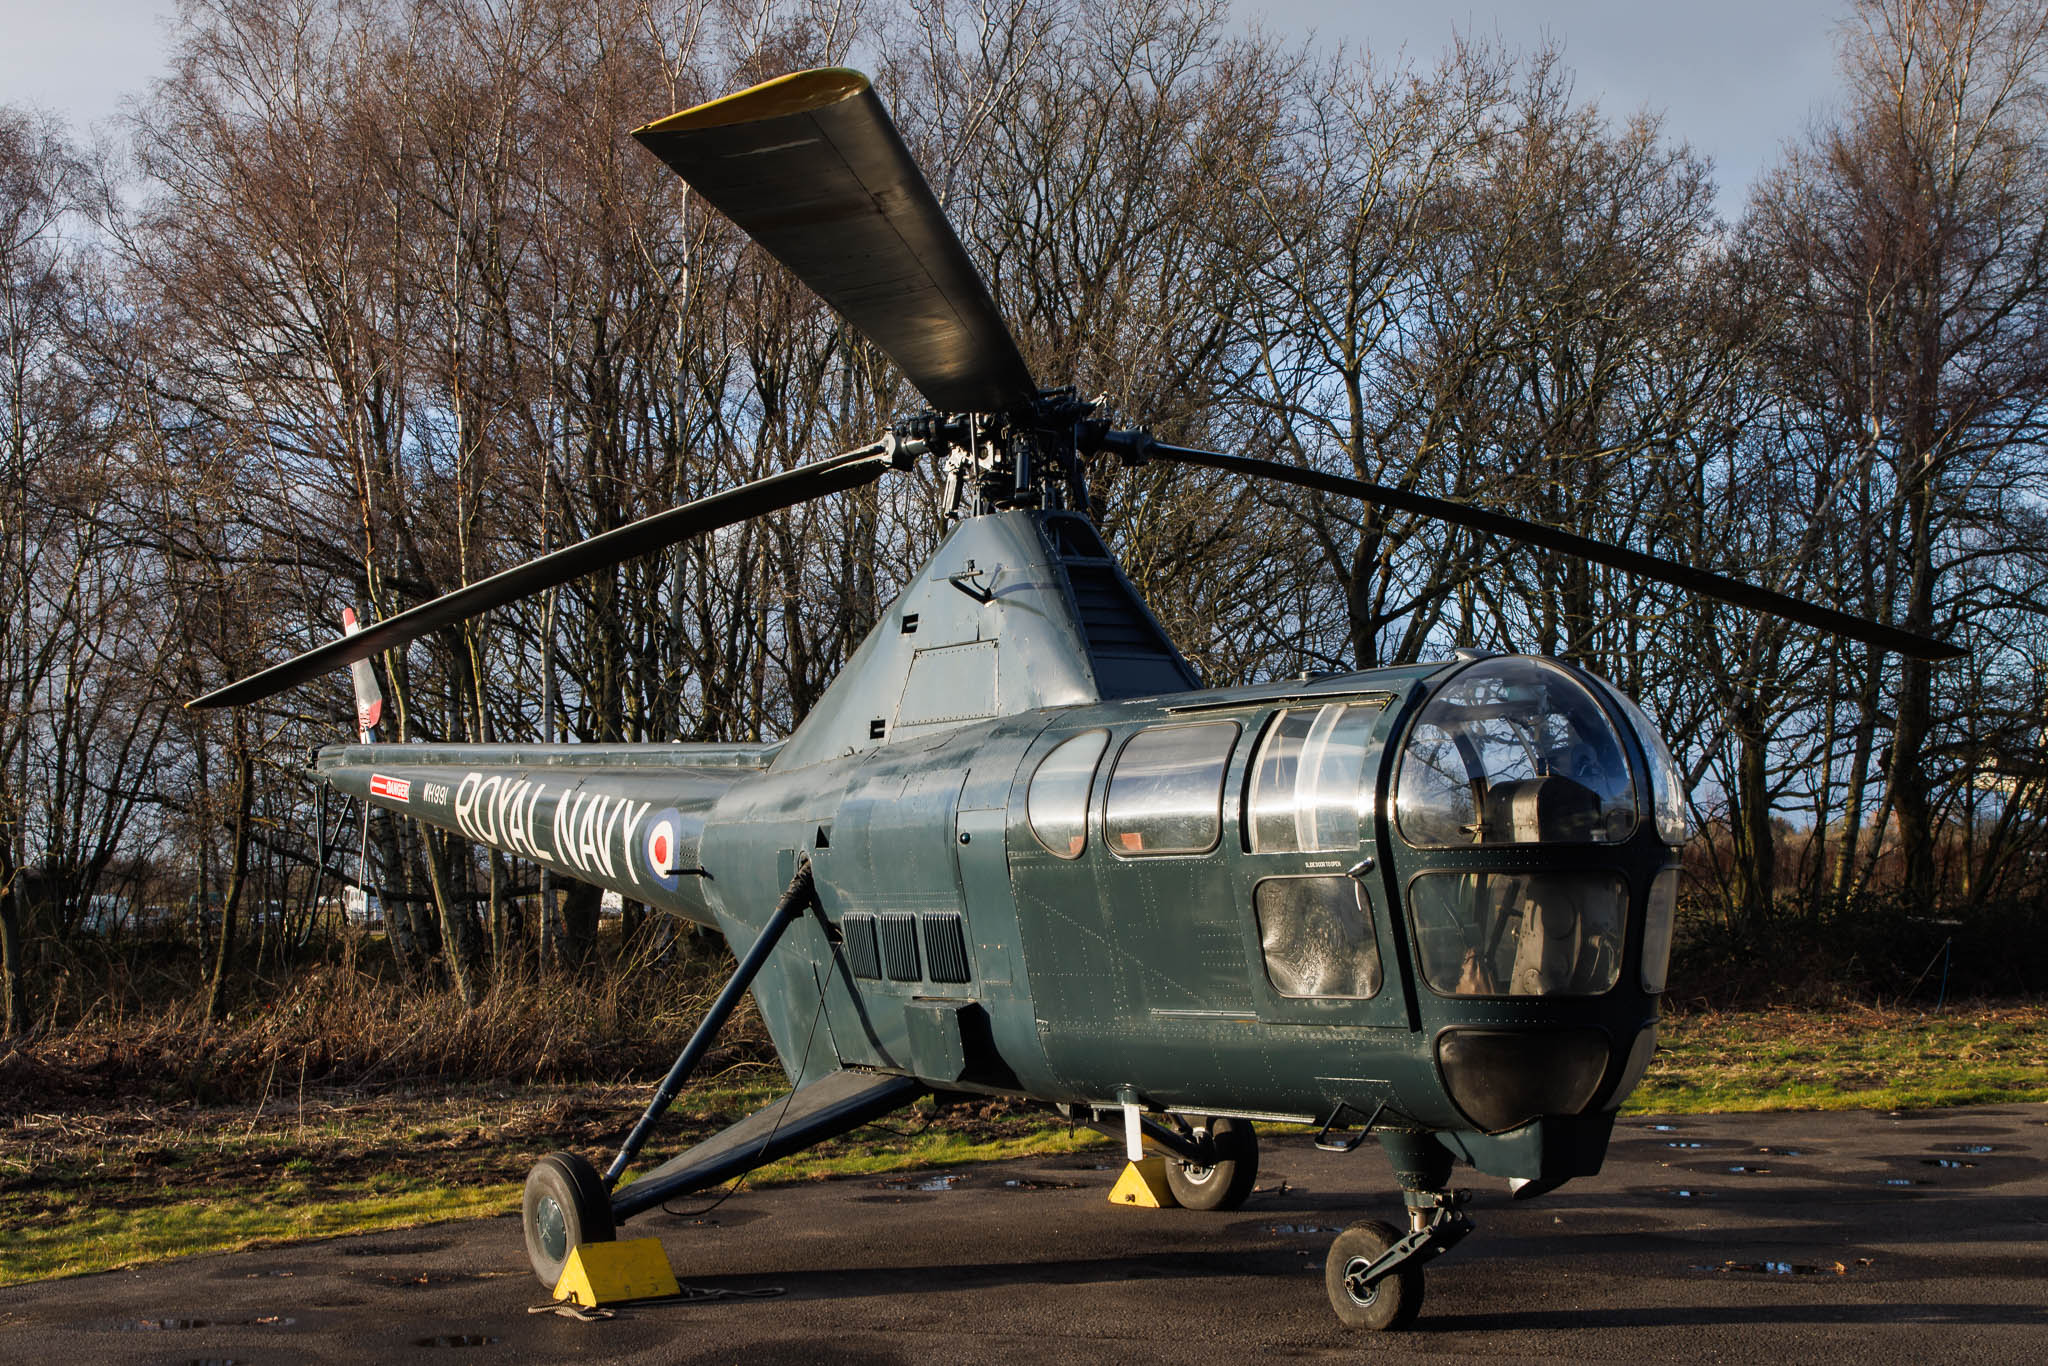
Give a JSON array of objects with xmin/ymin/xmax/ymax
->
[{"xmin": 1746, "ymin": 0, "xmax": 2048, "ymax": 907}]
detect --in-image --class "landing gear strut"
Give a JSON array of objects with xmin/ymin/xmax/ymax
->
[
  {"xmin": 1325, "ymin": 1132, "xmax": 1474, "ymax": 1332},
  {"xmin": 520, "ymin": 861, "xmax": 816, "ymax": 1286}
]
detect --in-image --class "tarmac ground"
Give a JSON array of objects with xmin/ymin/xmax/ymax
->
[{"xmin": 2, "ymin": 1103, "xmax": 2044, "ymax": 1364}]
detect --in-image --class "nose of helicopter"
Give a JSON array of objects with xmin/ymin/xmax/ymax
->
[{"xmin": 1433, "ymin": 1026, "xmax": 1613, "ymax": 1132}]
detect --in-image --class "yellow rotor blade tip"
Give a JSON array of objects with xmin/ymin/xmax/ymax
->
[{"xmin": 635, "ymin": 68, "xmax": 870, "ymax": 136}]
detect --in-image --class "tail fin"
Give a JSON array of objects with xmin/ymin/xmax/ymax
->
[{"xmin": 340, "ymin": 608, "xmax": 384, "ymax": 742}]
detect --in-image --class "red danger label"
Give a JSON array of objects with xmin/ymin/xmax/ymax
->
[{"xmin": 369, "ymin": 774, "xmax": 411, "ymax": 803}]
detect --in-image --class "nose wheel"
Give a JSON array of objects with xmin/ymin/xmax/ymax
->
[
  {"xmin": 1325, "ymin": 1220, "xmax": 1421, "ymax": 1331},
  {"xmin": 1323, "ymin": 1188, "xmax": 1472, "ymax": 1331},
  {"xmin": 1164, "ymin": 1115, "xmax": 1259, "ymax": 1210}
]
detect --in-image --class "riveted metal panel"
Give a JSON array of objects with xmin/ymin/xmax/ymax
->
[
  {"xmin": 897, "ymin": 640, "xmax": 1000, "ymax": 726},
  {"xmin": 905, "ymin": 1000, "xmax": 970, "ymax": 1082}
]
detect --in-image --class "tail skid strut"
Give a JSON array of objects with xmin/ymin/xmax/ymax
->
[
  {"xmin": 593, "ymin": 857, "xmax": 928, "ymax": 1222},
  {"xmin": 611, "ymin": 1069, "xmax": 926, "ymax": 1221}
]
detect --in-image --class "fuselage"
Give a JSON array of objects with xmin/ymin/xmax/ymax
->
[{"xmin": 319, "ymin": 651, "xmax": 1678, "ymax": 1187}]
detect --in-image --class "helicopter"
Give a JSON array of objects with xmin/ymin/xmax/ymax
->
[{"xmin": 192, "ymin": 68, "xmax": 1962, "ymax": 1332}]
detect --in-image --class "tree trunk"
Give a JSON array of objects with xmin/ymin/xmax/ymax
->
[
  {"xmin": 1887, "ymin": 478, "xmax": 1939, "ymax": 908},
  {"xmin": 418, "ymin": 829, "xmax": 486, "ymax": 1007},
  {"xmin": 559, "ymin": 879, "xmax": 600, "ymax": 969},
  {"xmin": 1731, "ymin": 699, "xmax": 1777, "ymax": 919},
  {"xmin": 375, "ymin": 811, "xmax": 421, "ymax": 981},
  {"xmin": 203, "ymin": 747, "xmax": 255, "ymax": 1024},
  {"xmin": 1832, "ymin": 670, "xmax": 1879, "ymax": 898},
  {"xmin": 0, "ymin": 867, "xmax": 21, "ymax": 1038}
]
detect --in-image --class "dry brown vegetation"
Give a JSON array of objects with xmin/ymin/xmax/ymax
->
[{"xmin": 0, "ymin": 934, "xmax": 769, "ymax": 1113}]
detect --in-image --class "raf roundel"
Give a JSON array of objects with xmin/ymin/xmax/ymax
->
[{"xmin": 643, "ymin": 809, "xmax": 684, "ymax": 892}]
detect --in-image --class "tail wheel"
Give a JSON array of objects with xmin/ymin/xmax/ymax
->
[
  {"xmin": 1325, "ymin": 1219, "xmax": 1423, "ymax": 1331},
  {"xmin": 523, "ymin": 1151, "xmax": 615, "ymax": 1288},
  {"xmin": 1164, "ymin": 1115, "xmax": 1259, "ymax": 1211}
]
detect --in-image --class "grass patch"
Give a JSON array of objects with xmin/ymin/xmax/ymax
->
[
  {"xmin": 0, "ymin": 1071, "xmax": 1106, "ymax": 1288},
  {"xmin": 1625, "ymin": 1001, "xmax": 2048, "ymax": 1113},
  {"xmin": 6, "ymin": 1178, "xmax": 520, "ymax": 1284},
  {"xmin": 678, "ymin": 1124, "xmax": 1109, "ymax": 1188}
]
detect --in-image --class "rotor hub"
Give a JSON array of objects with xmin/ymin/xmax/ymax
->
[{"xmin": 894, "ymin": 390, "xmax": 1107, "ymax": 520}]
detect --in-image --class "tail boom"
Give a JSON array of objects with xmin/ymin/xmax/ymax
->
[{"xmin": 315, "ymin": 742, "xmax": 772, "ymax": 926}]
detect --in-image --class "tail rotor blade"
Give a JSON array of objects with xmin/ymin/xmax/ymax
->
[
  {"xmin": 1126, "ymin": 437, "xmax": 1964, "ymax": 663},
  {"xmin": 340, "ymin": 607, "xmax": 384, "ymax": 740},
  {"xmin": 190, "ymin": 443, "xmax": 898, "ymax": 710},
  {"xmin": 634, "ymin": 70, "xmax": 1037, "ymax": 415}
]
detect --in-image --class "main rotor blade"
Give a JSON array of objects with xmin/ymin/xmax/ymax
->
[
  {"xmin": 634, "ymin": 69, "xmax": 1037, "ymax": 415},
  {"xmin": 1139, "ymin": 439, "xmax": 1965, "ymax": 662},
  {"xmin": 190, "ymin": 444, "xmax": 896, "ymax": 710}
]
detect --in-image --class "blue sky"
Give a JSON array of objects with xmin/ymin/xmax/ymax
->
[
  {"xmin": 1261, "ymin": 2, "xmax": 1848, "ymax": 216},
  {"xmin": 4, "ymin": 0, "xmax": 1848, "ymax": 216}
]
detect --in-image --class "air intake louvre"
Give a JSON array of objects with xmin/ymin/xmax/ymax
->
[
  {"xmin": 843, "ymin": 913, "xmax": 880, "ymax": 979},
  {"xmin": 921, "ymin": 912, "xmax": 972, "ymax": 983},
  {"xmin": 878, "ymin": 912, "xmax": 921, "ymax": 981}
]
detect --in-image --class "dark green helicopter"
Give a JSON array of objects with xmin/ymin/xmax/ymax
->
[{"xmin": 193, "ymin": 68, "xmax": 1961, "ymax": 1331}]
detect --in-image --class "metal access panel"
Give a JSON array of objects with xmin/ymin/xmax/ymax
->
[
  {"xmin": 905, "ymin": 1000, "xmax": 971, "ymax": 1082},
  {"xmin": 896, "ymin": 640, "xmax": 999, "ymax": 727},
  {"xmin": 954, "ymin": 805, "xmax": 1016, "ymax": 986}
]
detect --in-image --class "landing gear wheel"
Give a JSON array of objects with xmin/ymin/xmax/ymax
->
[
  {"xmin": 523, "ymin": 1151, "xmax": 615, "ymax": 1288},
  {"xmin": 1325, "ymin": 1219, "xmax": 1423, "ymax": 1331},
  {"xmin": 1165, "ymin": 1116, "xmax": 1258, "ymax": 1211}
]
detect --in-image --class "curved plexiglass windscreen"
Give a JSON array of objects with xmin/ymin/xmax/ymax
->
[
  {"xmin": 1395, "ymin": 658, "xmax": 1639, "ymax": 847},
  {"xmin": 1605, "ymin": 687, "xmax": 1692, "ymax": 845}
]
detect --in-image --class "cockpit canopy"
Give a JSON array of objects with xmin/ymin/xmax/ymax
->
[
  {"xmin": 1396, "ymin": 657, "xmax": 1641, "ymax": 848},
  {"xmin": 1393, "ymin": 656, "xmax": 1689, "ymax": 1000}
]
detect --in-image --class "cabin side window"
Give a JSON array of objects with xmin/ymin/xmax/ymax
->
[
  {"xmin": 1104, "ymin": 722, "xmax": 1239, "ymax": 856},
  {"xmin": 1246, "ymin": 703, "xmax": 1378, "ymax": 853},
  {"xmin": 1027, "ymin": 729, "xmax": 1110, "ymax": 858},
  {"xmin": 1255, "ymin": 875, "xmax": 1382, "ymax": 998}
]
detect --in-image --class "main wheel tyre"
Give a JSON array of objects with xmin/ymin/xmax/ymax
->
[
  {"xmin": 1324, "ymin": 1219, "xmax": 1423, "ymax": 1331},
  {"xmin": 523, "ymin": 1151, "xmax": 615, "ymax": 1288},
  {"xmin": 1164, "ymin": 1116, "xmax": 1259, "ymax": 1211}
]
